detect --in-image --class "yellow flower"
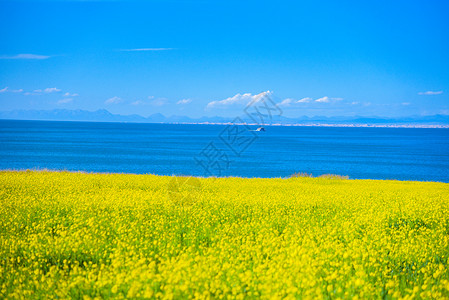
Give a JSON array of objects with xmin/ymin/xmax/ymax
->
[
  {"xmin": 1, "ymin": 170, "xmax": 448, "ymax": 299},
  {"xmin": 111, "ymin": 285, "xmax": 118, "ymax": 294}
]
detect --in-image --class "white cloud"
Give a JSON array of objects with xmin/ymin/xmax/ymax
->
[
  {"xmin": 207, "ymin": 93, "xmax": 252, "ymax": 108},
  {"xmin": 315, "ymin": 96, "xmax": 330, "ymax": 103},
  {"xmin": 418, "ymin": 91, "xmax": 443, "ymax": 95},
  {"xmin": 314, "ymin": 96, "xmax": 343, "ymax": 103},
  {"xmin": 279, "ymin": 96, "xmax": 342, "ymax": 107},
  {"xmin": 57, "ymin": 98, "xmax": 73, "ymax": 104},
  {"xmin": 64, "ymin": 92, "xmax": 79, "ymax": 97},
  {"xmin": 44, "ymin": 87, "xmax": 61, "ymax": 93},
  {"xmin": 105, "ymin": 96, "xmax": 122, "ymax": 104},
  {"xmin": 120, "ymin": 48, "xmax": 173, "ymax": 51},
  {"xmin": 0, "ymin": 87, "xmax": 23, "ymax": 93},
  {"xmin": 130, "ymin": 96, "xmax": 155, "ymax": 105},
  {"xmin": 177, "ymin": 99, "xmax": 192, "ymax": 105},
  {"xmin": 402, "ymin": 102, "xmax": 411, "ymax": 106},
  {"xmin": 278, "ymin": 98, "xmax": 293, "ymax": 107},
  {"xmin": 207, "ymin": 91, "xmax": 272, "ymax": 109},
  {"xmin": 131, "ymin": 100, "xmax": 145, "ymax": 106},
  {"xmin": 279, "ymin": 97, "xmax": 313, "ymax": 107},
  {"xmin": 32, "ymin": 87, "xmax": 61, "ymax": 94},
  {"xmin": 0, "ymin": 54, "xmax": 51, "ymax": 60},
  {"xmin": 0, "ymin": 54, "xmax": 50, "ymax": 59},
  {"xmin": 297, "ymin": 97, "xmax": 312, "ymax": 103},
  {"xmin": 151, "ymin": 98, "xmax": 168, "ymax": 107}
]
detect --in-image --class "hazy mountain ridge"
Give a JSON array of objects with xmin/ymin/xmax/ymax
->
[{"xmin": 1, "ymin": 109, "xmax": 449, "ymax": 125}]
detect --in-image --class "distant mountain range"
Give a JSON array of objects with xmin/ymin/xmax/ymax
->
[{"xmin": 1, "ymin": 109, "xmax": 449, "ymax": 126}]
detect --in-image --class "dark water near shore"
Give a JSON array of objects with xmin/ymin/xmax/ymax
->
[{"xmin": 1, "ymin": 119, "xmax": 448, "ymax": 182}]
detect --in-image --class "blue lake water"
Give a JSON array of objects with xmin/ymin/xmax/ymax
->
[{"xmin": 0, "ymin": 119, "xmax": 448, "ymax": 182}]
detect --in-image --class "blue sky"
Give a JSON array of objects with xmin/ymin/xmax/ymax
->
[{"xmin": 0, "ymin": 0, "xmax": 448, "ymax": 118}]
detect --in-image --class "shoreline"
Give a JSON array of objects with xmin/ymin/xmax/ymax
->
[
  {"xmin": 171, "ymin": 122, "xmax": 449, "ymax": 129},
  {"xmin": 1, "ymin": 169, "xmax": 448, "ymax": 184},
  {"xmin": 1, "ymin": 118, "xmax": 449, "ymax": 128}
]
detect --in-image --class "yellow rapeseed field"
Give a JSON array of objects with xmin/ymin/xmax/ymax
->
[{"xmin": 0, "ymin": 170, "xmax": 448, "ymax": 299}]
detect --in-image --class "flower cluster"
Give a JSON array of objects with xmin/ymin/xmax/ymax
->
[{"xmin": 0, "ymin": 171, "xmax": 448, "ymax": 299}]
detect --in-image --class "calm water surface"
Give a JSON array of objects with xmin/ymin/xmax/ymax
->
[{"xmin": 1, "ymin": 120, "xmax": 448, "ymax": 182}]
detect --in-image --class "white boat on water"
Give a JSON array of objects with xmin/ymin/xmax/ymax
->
[{"xmin": 256, "ymin": 127, "xmax": 265, "ymax": 132}]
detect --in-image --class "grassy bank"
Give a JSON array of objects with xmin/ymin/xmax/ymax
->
[{"xmin": 1, "ymin": 171, "xmax": 448, "ymax": 299}]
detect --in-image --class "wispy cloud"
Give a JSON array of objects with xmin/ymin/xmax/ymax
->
[
  {"xmin": 315, "ymin": 96, "xmax": 343, "ymax": 103},
  {"xmin": 279, "ymin": 97, "xmax": 313, "ymax": 107},
  {"xmin": 57, "ymin": 98, "xmax": 73, "ymax": 105},
  {"xmin": 105, "ymin": 96, "xmax": 122, "ymax": 104},
  {"xmin": 298, "ymin": 97, "xmax": 312, "ymax": 103},
  {"xmin": 278, "ymin": 98, "xmax": 293, "ymax": 107},
  {"xmin": 0, "ymin": 87, "xmax": 23, "ymax": 93},
  {"xmin": 32, "ymin": 87, "xmax": 61, "ymax": 94},
  {"xmin": 177, "ymin": 98, "xmax": 192, "ymax": 105},
  {"xmin": 418, "ymin": 91, "xmax": 443, "ymax": 95},
  {"xmin": 206, "ymin": 91, "xmax": 272, "ymax": 109},
  {"xmin": 0, "ymin": 54, "xmax": 51, "ymax": 60},
  {"xmin": 119, "ymin": 48, "xmax": 174, "ymax": 52},
  {"xmin": 44, "ymin": 87, "xmax": 61, "ymax": 93},
  {"xmin": 315, "ymin": 96, "xmax": 330, "ymax": 103},
  {"xmin": 279, "ymin": 96, "xmax": 343, "ymax": 106},
  {"xmin": 64, "ymin": 92, "xmax": 79, "ymax": 97},
  {"xmin": 151, "ymin": 98, "xmax": 169, "ymax": 107},
  {"xmin": 131, "ymin": 100, "xmax": 146, "ymax": 106}
]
